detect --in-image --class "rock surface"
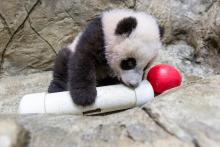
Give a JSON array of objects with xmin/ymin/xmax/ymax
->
[
  {"xmin": 0, "ymin": 119, "xmax": 29, "ymax": 147},
  {"xmin": 144, "ymin": 75, "xmax": 220, "ymax": 147},
  {"xmin": 156, "ymin": 41, "xmax": 214, "ymax": 82},
  {"xmin": 9, "ymin": 110, "xmax": 193, "ymax": 147},
  {"xmin": 0, "ymin": 71, "xmax": 52, "ymax": 113}
]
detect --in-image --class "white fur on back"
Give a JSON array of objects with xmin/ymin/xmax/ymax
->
[{"xmin": 68, "ymin": 32, "xmax": 82, "ymax": 53}]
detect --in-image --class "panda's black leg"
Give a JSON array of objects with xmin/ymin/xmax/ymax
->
[
  {"xmin": 48, "ymin": 74, "xmax": 67, "ymax": 93},
  {"xmin": 68, "ymin": 52, "xmax": 97, "ymax": 106},
  {"xmin": 48, "ymin": 48, "xmax": 70, "ymax": 93}
]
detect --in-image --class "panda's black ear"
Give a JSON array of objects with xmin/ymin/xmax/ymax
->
[
  {"xmin": 159, "ymin": 25, "xmax": 164, "ymax": 39},
  {"xmin": 115, "ymin": 17, "xmax": 137, "ymax": 37}
]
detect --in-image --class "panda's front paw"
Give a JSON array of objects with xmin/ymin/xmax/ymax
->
[{"xmin": 70, "ymin": 86, "xmax": 97, "ymax": 106}]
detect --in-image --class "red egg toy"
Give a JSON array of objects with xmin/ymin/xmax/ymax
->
[{"xmin": 147, "ymin": 64, "xmax": 182, "ymax": 94}]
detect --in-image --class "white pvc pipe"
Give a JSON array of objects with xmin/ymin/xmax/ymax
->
[{"xmin": 19, "ymin": 80, "xmax": 154, "ymax": 115}]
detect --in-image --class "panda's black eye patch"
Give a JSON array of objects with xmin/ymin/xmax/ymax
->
[
  {"xmin": 120, "ymin": 58, "xmax": 136, "ymax": 70},
  {"xmin": 115, "ymin": 17, "xmax": 137, "ymax": 37}
]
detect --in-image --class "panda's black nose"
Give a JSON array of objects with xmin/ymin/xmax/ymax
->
[{"xmin": 120, "ymin": 58, "xmax": 136, "ymax": 70}]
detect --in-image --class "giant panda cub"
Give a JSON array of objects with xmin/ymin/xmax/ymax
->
[{"xmin": 48, "ymin": 9, "xmax": 163, "ymax": 106}]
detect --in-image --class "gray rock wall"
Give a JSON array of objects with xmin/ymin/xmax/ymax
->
[{"xmin": 0, "ymin": 0, "xmax": 135, "ymax": 76}]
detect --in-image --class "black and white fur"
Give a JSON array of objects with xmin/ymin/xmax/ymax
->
[{"xmin": 48, "ymin": 9, "xmax": 163, "ymax": 106}]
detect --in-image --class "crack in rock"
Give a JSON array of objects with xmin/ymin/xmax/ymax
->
[
  {"xmin": 0, "ymin": 13, "xmax": 12, "ymax": 35},
  {"xmin": 205, "ymin": 0, "xmax": 217, "ymax": 12},
  {"xmin": 192, "ymin": 138, "xmax": 201, "ymax": 147},
  {"xmin": 121, "ymin": 0, "xmax": 137, "ymax": 9},
  {"xmin": 142, "ymin": 107, "xmax": 202, "ymax": 147},
  {"xmin": 0, "ymin": 0, "xmax": 40, "ymax": 73},
  {"xmin": 63, "ymin": 8, "xmax": 75, "ymax": 23},
  {"xmin": 142, "ymin": 107, "xmax": 180, "ymax": 138},
  {"xmin": 131, "ymin": 0, "xmax": 137, "ymax": 9},
  {"xmin": 26, "ymin": 12, "xmax": 57, "ymax": 55}
]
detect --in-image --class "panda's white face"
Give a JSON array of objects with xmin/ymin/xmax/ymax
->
[{"xmin": 102, "ymin": 9, "xmax": 162, "ymax": 87}]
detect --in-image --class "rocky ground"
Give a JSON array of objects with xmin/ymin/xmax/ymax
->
[
  {"xmin": 0, "ymin": 0, "xmax": 220, "ymax": 147},
  {"xmin": 1, "ymin": 70, "xmax": 220, "ymax": 147}
]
